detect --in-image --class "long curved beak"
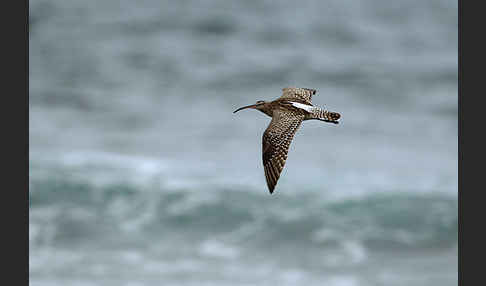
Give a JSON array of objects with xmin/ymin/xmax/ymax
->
[{"xmin": 233, "ymin": 104, "xmax": 259, "ymax": 113}]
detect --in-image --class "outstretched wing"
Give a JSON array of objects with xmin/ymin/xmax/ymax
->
[
  {"xmin": 279, "ymin": 87, "xmax": 317, "ymax": 105},
  {"xmin": 262, "ymin": 109, "xmax": 304, "ymax": 193}
]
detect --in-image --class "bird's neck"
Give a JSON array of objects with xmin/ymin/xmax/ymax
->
[{"xmin": 258, "ymin": 108, "xmax": 273, "ymax": 118}]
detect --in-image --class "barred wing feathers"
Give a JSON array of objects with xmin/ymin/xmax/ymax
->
[
  {"xmin": 279, "ymin": 87, "xmax": 317, "ymax": 105},
  {"xmin": 262, "ymin": 109, "xmax": 304, "ymax": 193}
]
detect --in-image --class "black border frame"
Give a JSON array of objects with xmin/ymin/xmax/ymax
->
[{"xmin": 7, "ymin": 0, "xmax": 29, "ymax": 285}]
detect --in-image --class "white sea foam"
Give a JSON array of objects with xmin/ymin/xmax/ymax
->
[{"xmin": 199, "ymin": 240, "xmax": 240, "ymax": 259}]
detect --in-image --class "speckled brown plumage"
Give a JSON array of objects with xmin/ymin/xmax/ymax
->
[
  {"xmin": 280, "ymin": 87, "xmax": 316, "ymax": 104},
  {"xmin": 262, "ymin": 109, "xmax": 304, "ymax": 193},
  {"xmin": 233, "ymin": 87, "xmax": 341, "ymax": 194}
]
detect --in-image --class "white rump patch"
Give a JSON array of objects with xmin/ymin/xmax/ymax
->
[{"xmin": 290, "ymin": 102, "xmax": 314, "ymax": 112}]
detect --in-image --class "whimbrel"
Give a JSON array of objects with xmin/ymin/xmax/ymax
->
[{"xmin": 233, "ymin": 87, "xmax": 341, "ymax": 194}]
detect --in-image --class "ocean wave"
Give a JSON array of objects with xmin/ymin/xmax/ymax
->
[{"xmin": 29, "ymin": 176, "xmax": 457, "ymax": 254}]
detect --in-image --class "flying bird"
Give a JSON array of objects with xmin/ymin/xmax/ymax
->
[{"xmin": 233, "ymin": 87, "xmax": 341, "ymax": 194}]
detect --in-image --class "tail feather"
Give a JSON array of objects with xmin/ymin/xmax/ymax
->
[{"xmin": 308, "ymin": 108, "xmax": 340, "ymax": 123}]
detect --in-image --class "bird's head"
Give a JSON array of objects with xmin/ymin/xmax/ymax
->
[{"xmin": 233, "ymin": 100, "xmax": 267, "ymax": 113}]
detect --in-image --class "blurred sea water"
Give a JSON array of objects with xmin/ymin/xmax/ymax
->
[{"xmin": 29, "ymin": 0, "xmax": 457, "ymax": 285}]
